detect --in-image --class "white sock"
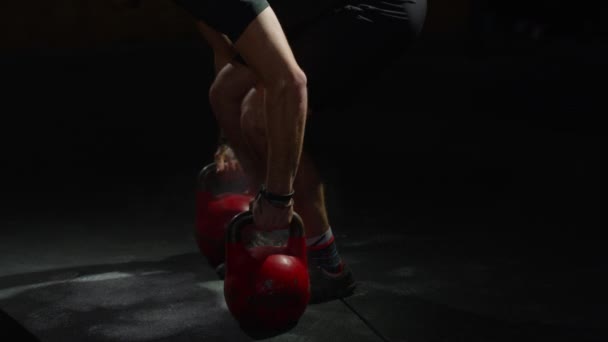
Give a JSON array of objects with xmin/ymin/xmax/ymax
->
[{"xmin": 306, "ymin": 228, "xmax": 334, "ymax": 248}]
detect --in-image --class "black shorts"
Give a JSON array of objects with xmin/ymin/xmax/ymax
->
[
  {"xmin": 289, "ymin": 0, "xmax": 426, "ymax": 109},
  {"xmin": 285, "ymin": 0, "xmax": 427, "ymax": 176},
  {"xmin": 175, "ymin": 0, "xmax": 425, "ymax": 109},
  {"xmin": 228, "ymin": 0, "xmax": 426, "ymax": 110},
  {"xmin": 172, "ymin": 0, "xmax": 270, "ymax": 42}
]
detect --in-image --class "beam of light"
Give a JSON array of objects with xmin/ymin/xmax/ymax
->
[
  {"xmin": 0, "ymin": 271, "xmax": 136, "ymax": 299},
  {"xmin": 0, "ymin": 280, "xmax": 67, "ymax": 300},
  {"xmin": 71, "ymin": 272, "xmax": 133, "ymax": 283}
]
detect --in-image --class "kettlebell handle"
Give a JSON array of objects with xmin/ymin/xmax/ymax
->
[
  {"xmin": 227, "ymin": 210, "xmax": 305, "ymax": 243},
  {"xmin": 197, "ymin": 162, "xmax": 218, "ymax": 191},
  {"xmin": 197, "ymin": 162, "xmax": 249, "ymax": 195}
]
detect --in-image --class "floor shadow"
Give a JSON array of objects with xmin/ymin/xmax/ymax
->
[
  {"xmin": 337, "ymin": 231, "xmax": 607, "ymax": 342},
  {"xmin": 345, "ymin": 290, "xmax": 603, "ymax": 342},
  {"xmin": 0, "ymin": 309, "xmax": 40, "ymax": 342}
]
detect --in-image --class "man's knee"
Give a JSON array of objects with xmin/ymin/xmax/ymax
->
[
  {"xmin": 208, "ymin": 64, "xmax": 257, "ymax": 121},
  {"xmin": 265, "ymin": 68, "xmax": 307, "ymax": 98}
]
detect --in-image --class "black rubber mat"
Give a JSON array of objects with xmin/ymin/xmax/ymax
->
[
  {"xmin": 0, "ymin": 242, "xmax": 379, "ymax": 341},
  {"xmin": 337, "ymin": 230, "xmax": 607, "ymax": 342}
]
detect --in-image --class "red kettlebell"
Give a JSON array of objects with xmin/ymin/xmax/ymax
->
[
  {"xmin": 195, "ymin": 162, "xmax": 253, "ymax": 267},
  {"xmin": 224, "ymin": 211, "xmax": 310, "ymax": 331}
]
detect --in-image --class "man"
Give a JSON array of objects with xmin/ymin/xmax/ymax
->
[{"xmin": 173, "ymin": 0, "xmax": 427, "ymax": 303}]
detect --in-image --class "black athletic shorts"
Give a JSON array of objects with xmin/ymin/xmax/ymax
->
[
  {"xmin": 285, "ymin": 0, "xmax": 427, "ymax": 176},
  {"xmin": 172, "ymin": 0, "xmax": 270, "ymax": 42},
  {"xmin": 288, "ymin": 0, "xmax": 427, "ymax": 110}
]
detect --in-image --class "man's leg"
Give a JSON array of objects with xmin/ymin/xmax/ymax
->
[
  {"xmin": 208, "ymin": 5, "xmax": 355, "ymax": 301},
  {"xmin": 231, "ymin": 0, "xmax": 426, "ymax": 299},
  {"xmin": 211, "ymin": 61, "xmax": 354, "ymax": 299},
  {"xmin": 239, "ymin": 84, "xmax": 355, "ymax": 304},
  {"xmin": 208, "ymin": 61, "xmax": 260, "ymax": 188},
  {"xmin": 212, "ymin": 68, "xmax": 332, "ymax": 238},
  {"xmin": 203, "ymin": 4, "xmax": 334, "ymax": 238}
]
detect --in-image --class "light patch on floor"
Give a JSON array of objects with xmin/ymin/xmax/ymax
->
[
  {"xmin": 140, "ymin": 270, "xmax": 170, "ymax": 276},
  {"xmin": 0, "ymin": 269, "xmax": 236, "ymax": 341},
  {"xmin": 71, "ymin": 271, "xmax": 133, "ymax": 283},
  {"xmin": 27, "ymin": 307, "xmax": 74, "ymax": 331},
  {"xmin": 0, "ymin": 280, "xmax": 66, "ymax": 300},
  {"xmin": 89, "ymin": 302, "xmax": 226, "ymax": 341},
  {"xmin": 197, "ymin": 280, "xmax": 223, "ymax": 294},
  {"xmin": 0, "ymin": 272, "xmax": 139, "ymax": 300},
  {"xmin": 197, "ymin": 280, "xmax": 228, "ymax": 310}
]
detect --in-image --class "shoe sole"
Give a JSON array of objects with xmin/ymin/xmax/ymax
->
[{"xmin": 308, "ymin": 265, "xmax": 357, "ymax": 304}]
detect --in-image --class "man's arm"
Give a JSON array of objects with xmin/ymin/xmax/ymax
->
[{"xmin": 234, "ymin": 7, "xmax": 308, "ymax": 199}]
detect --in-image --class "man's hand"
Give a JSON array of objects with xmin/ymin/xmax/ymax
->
[
  {"xmin": 251, "ymin": 195, "xmax": 293, "ymax": 231},
  {"xmin": 214, "ymin": 144, "xmax": 241, "ymax": 173}
]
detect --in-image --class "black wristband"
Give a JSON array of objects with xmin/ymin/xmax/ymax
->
[
  {"xmin": 258, "ymin": 184, "xmax": 295, "ymax": 207},
  {"xmin": 217, "ymin": 128, "xmax": 229, "ymax": 146},
  {"xmin": 218, "ymin": 136, "xmax": 229, "ymax": 146}
]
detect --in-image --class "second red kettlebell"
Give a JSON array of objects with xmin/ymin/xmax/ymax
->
[
  {"xmin": 195, "ymin": 162, "xmax": 252, "ymax": 267},
  {"xmin": 224, "ymin": 211, "xmax": 310, "ymax": 331}
]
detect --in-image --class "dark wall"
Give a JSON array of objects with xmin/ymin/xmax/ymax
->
[
  {"xmin": 0, "ymin": 0, "xmax": 197, "ymax": 49},
  {"xmin": 0, "ymin": 0, "xmax": 473, "ymax": 49}
]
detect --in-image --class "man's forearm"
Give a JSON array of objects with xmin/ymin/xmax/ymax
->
[{"xmin": 264, "ymin": 82, "xmax": 308, "ymax": 195}]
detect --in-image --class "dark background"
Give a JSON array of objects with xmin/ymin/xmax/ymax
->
[{"xmin": 1, "ymin": 0, "xmax": 606, "ymax": 236}]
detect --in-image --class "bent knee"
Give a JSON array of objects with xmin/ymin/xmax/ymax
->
[
  {"xmin": 209, "ymin": 65, "xmax": 258, "ymax": 114},
  {"xmin": 265, "ymin": 68, "xmax": 307, "ymax": 94}
]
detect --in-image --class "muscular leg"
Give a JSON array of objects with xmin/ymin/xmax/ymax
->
[
  {"xmin": 208, "ymin": 61, "xmax": 260, "ymax": 189},
  {"xmin": 209, "ymin": 52, "xmax": 331, "ymax": 240},
  {"xmin": 206, "ymin": 4, "xmax": 354, "ymax": 296}
]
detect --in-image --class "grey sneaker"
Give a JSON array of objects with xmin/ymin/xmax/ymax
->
[{"xmin": 308, "ymin": 262, "xmax": 356, "ymax": 304}]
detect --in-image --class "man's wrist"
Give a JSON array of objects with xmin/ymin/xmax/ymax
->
[
  {"xmin": 217, "ymin": 129, "xmax": 229, "ymax": 146},
  {"xmin": 265, "ymin": 175, "xmax": 294, "ymax": 195},
  {"xmin": 258, "ymin": 184, "xmax": 294, "ymax": 207}
]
